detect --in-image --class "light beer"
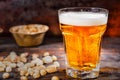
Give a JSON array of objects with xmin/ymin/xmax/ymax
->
[{"xmin": 59, "ymin": 12, "xmax": 107, "ymax": 71}]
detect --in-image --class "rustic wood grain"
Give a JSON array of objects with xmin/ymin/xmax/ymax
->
[{"xmin": 0, "ymin": 37, "xmax": 120, "ymax": 80}]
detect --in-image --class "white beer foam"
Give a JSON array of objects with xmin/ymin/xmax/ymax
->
[{"xmin": 59, "ymin": 12, "xmax": 108, "ymax": 26}]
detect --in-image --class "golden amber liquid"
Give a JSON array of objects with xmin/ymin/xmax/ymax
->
[{"xmin": 60, "ymin": 24, "xmax": 106, "ymax": 70}]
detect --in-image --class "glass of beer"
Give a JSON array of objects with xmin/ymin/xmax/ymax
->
[{"xmin": 58, "ymin": 7, "xmax": 108, "ymax": 79}]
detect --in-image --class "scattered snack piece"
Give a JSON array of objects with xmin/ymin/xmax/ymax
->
[
  {"xmin": 20, "ymin": 57, "xmax": 27, "ymax": 63},
  {"xmin": 32, "ymin": 53, "xmax": 39, "ymax": 60},
  {"xmin": 20, "ymin": 52, "xmax": 29, "ymax": 58},
  {"xmin": 2, "ymin": 72, "xmax": 10, "ymax": 79},
  {"xmin": 40, "ymin": 69, "xmax": 47, "ymax": 76},
  {"xmin": 0, "ymin": 51, "xmax": 60, "ymax": 79},
  {"xmin": 20, "ymin": 76, "xmax": 28, "ymax": 80},
  {"xmin": 6, "ymin": 66, "xmax": 12, "ymax": 72},
  {"xmin": 36, "ymin": 65, "xmax": 46, "ymax": 70},
  {"xmin": 0, "ymin": 61, "xmax": 5, "ymax": 68},
  {"xmin": 52, "ymin": 55, "xmax": 57, "ymax": 61},
  {"xmin": 46, "ymin": 65, "xmax": 57, "ymax": 73},
  {"xmin": 17, "ymin": 62, "xmax": 24, "ymax": 68},
  {"xmin": 33, "ymin": 72, "xmax": 40, "ymax": 79},
  {"xmin": 51, "ymin": 76, "xmax": 59, "ymax": 80},
  {"xmin": 0, "ymin": 67, "xmax": 5, "ymax": 72},
  {"xmin": 9, "ymin": 51, "xmax": 18, "ymax": 62},
  {"xmin": 0, "ymin": 57, "xmax": 4, "ymax": 61},
  {"xmin": 10, "ymin": 63, "xmax": 17, "ymax": 68},
  {"xmin": 42, "ymin": 56, "xmax": 53, "ymax": 64},
  {"xmin": 20, "ymin": 66, "xmax": 28, "ymax": 76},
  {"xmin": 25, "ymin": 72, "xmax": 29, "ymax": 77},
  {"xmin": 31, "ymin": 58, "xmax": 43, "ymax": 66},
  {"xmin": 25, "ymin": 62, "xmax": 35, "ymax": 68},
  {"xmin": 3, "ymin": 61, "xmax": 11, "ymax": 67},
  {"xmin": 43, "ymin": 52, "xmax": 50, "ymax": 57},
  {"xmin": 53, "ymin": 61, "xmax": 60, "ymax": 67},
  {"xmin": 20, "ymin": 70, "xmax": 27, "ymax": 76},
  {"xmin": 28, "ymin": 68, "xmax": 34, "ymax": 76}
]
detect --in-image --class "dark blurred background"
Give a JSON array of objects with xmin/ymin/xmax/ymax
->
[{"xmin": 0, "ymin": 0, "xmax": 120, "ymax": 37}]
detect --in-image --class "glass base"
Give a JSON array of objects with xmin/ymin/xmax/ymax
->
[{"xmin": 66, "ymin": 64, "xmax": 100, "ymax": 79}]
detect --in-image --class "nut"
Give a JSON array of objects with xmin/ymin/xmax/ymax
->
[
  {"xmin": 17, "ymin": 62, "xmax": 24, "ymax": 68},
  {"xmin": 10, "ymin": 63, "xmax": 17, "ymax": 68},
  {"xmin": 0, "ymin": 61, "xmax": 6, "ymax": 68},
  {"xmin": 28, "ymin": 68, "xmax": 34, "ymax": 76},
  {"xmin": 25, "ymin": 72, "xmax": 29, "ymax": 77},
  {"xmin": 42, "ymin": 56, "xmax": 53, "ymax": 64},
  {"xmin": 43, "ymin": 52, "xmax": 50, "ymax": 56},
  {"xmin": 2, "ymin": 72, "xmax": 10, "ymax": 79},
  {"xmin": 53, "ymin": 61, "xmax": 60, "ymax": 67},
  {"xmin": 25, "ymin": 63, "xmax": 35, "ymax": 68},
  {"xmin": 20, "ymin": 66, "xmax": 28, "ymax": 76},
  {"xmin": 33, "ymin": 72, "xmax": 40, "ymax": 79},
  {"xmin": 32, "ymin": 53, "xmax": 39, "ymax": 60},
  {"xmin": 6, "ymin": 66, "xmax": 12, "ymax": 72},
  {"xmin": 9, "ymin": 51, "xmax": 18, "ymax": 62},
  {"xmin": 0, "ymin": 67, "xmax": 5, "ymax": 72},
  {"xmin": 52, "ymin": 55, "xmax": 57, "ymax": 61},
  {"xmin": 20, "ymin": 76, "xmax": 28, "ymax": 80},
  {"xmin": 0, "ymin": 51, "xmax": 60, "ymax": 79},
  {"xmin": 31, "ymin": 58, "xmax": 43, "ymax": 65},
  {"xmin": 46, "ymin": 65, "xmax": 57, "ymax": 73},
  {"xmin": 20, "ymin": 57, "xmax": 27, "ymax": 63},
  {"xmin": 20, "ymin": 52, "xmax": 29, "ymax": 58},
  {"xmin": 2, "ymin": 61, "xmax": 11, "ymax": 67},
  {"xmin": 38, "ymin": 65, "xmax": 46, "ymax": 70},
  {"xmin": 20, "ymin": 70, "xmax": 27, "ymax": 76},
  {"xmin": 51, "ymin": 76, "xmax": 59, "ymax": 80},
  {"xmin": 40, "ymin": 69, "xmax": 47, "ymax": 76}
]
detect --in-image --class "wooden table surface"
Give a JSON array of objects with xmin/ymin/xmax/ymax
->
[{"xmin": 0, "ymin": 37, "xmax": 120, "ymax": 80}]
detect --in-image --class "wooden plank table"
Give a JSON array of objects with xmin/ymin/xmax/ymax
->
[{"xmin": 0, "ymin": 37, "xmax": 120, "ymax": 80}]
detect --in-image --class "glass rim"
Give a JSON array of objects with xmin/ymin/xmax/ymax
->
[{"xmin": 58, "ymin": 7, "xmax": 109, "ymax": 14}]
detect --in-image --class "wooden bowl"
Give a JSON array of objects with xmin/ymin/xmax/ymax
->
[
  {"xmin": 9, "ymin": 24, "xmax": 49, "ymax": 47},
  {"xmin": 0, "ymin": 28, "xmax": 3, "ymax": 33}
]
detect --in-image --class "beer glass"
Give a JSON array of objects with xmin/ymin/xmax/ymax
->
[{"xmin": 58, "ymin": 7, "xmax": 108, "ymax": 79}]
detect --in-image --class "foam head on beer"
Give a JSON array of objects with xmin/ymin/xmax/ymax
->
[{"xmin": 59, "ymin": 12, "xmax": 108, "ymax": 26}]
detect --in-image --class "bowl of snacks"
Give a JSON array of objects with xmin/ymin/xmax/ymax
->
[
  {"xmin": 9, "ymin": 24, "xmax": 49, "ymax": 47},
  {"xmin": 0, "ymin": 28, "xmax": 3, "ymax": 33}
]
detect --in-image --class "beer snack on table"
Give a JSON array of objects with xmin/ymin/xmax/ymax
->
[
  {"xmin": 9, "ymin": 24, "xmax": 49, "ymax": 47},
  {"xmin": 0, "ymin": 51, "xmax": 60, "ymax": 79}
]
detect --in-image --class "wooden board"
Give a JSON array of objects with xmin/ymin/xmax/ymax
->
[{"xmin": 0, "ymin": 37, "xmax": 120, "ymax": 80}]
